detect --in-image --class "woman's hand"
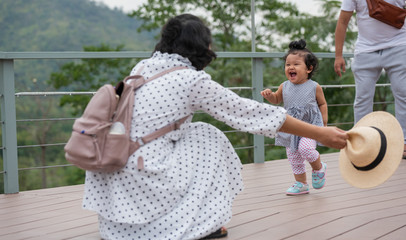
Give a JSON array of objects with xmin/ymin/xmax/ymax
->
[{"xmin": 316, "ymin": 126, "xmax": 348, "ymax": 149}]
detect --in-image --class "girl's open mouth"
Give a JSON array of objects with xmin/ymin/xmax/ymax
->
[{"xmin": 290, "ymin": 72, "xmax": 297, "ymax": 78}]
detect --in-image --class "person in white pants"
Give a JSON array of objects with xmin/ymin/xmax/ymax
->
[{"xmin": 334, "ymin": 0, "xmax": 406, "ymax": 158}]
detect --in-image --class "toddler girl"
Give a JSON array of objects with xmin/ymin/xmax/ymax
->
[{"xmin": 261, "ymin": 39, "xmax": 328, "ymax": 195}]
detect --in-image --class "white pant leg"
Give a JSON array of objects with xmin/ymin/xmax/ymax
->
[
  {"xmin": 352, "ymin": 51, "xmax": 382, "ymax": 123},
  {"xmin": 383, "ymin": 45, "xmax": 406, "ymax": 143}
]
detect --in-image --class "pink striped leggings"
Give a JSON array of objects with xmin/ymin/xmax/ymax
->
[{"xmin": 286, "ymin": 137, "xmax": 319, "ymax": 175}]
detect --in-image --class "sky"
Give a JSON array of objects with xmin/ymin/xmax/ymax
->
[{"xmin": 92, "ymin": 0, "xmax": 338, "ymax": 16}]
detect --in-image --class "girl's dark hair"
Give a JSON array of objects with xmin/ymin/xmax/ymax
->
[
  {"xmin": 283, "ymin": 39, "xmax": 318, "ymax": 79},
  {"xmin": 154, "ymin": 14, "xmax": 217, "ymax": 70}
]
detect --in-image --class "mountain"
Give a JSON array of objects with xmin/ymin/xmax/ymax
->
[
  {"xmin": 0, "ymin": 0, "xmax": 159, "ymax": 92},
  {"xmin": 0, "ymin": 0, "xmax": 155, "ymax": 51}
]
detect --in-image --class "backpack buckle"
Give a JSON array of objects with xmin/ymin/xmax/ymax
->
[
  {"xmin": 136, "ymin": 138, "xmax": 145, "ymax": 147},
  {"xmin": 174, "ymin": 120, "xmax": 182, "ymax": 130}
]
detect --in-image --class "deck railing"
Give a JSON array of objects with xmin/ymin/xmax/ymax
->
[{"xmin": 1, "ymin": 51, "xmax": 393, "ymax": 194}]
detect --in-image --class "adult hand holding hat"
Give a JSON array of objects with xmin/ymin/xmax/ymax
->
[{"xmin": 339, "ymin": 111, "xmax": 404, "ymax": 189}]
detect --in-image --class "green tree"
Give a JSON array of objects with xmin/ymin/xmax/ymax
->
[
  {"xmin": 49, "ymin": 44, "xmax": 136, "ymax": 115},
  {"xmin": 130, "ymin": 0, "xmax": 303, "ymax": 162},
  {"xmin": 40, "ymin": 44, "xmax": 138, "ymax": 189},
  {"xmin": 130, "ymin": 0, "xmax": 299, "ymax": 51},
  {"xmin": 130, "ymin": 0, "xmax": 361, "ymax": 161},
  {"xmin": 15, "ymin": 84, "xmax": 75, "ymax": 190}
]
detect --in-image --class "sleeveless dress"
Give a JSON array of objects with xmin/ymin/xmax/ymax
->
[
  {"xmin": 275, "ymin": 80, "xmax": 323, "ymax": 151},
  {"xmin": 82, "ymin": 52, "xmax": 287, "ymax": 240}
]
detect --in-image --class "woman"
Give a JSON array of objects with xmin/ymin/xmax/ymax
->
[{"xmin": 83, "ymin": 14, "xmax": 348, "ymax": 240}]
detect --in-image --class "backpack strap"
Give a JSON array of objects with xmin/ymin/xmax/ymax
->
[
  {"xmin": 125, "ymin": 65, "xmax": 190, "ymax": 154},
  {"xmin": 124, "ymin": 66, "xmax": 188, "ymax": 89},
  {"xmin": 134, "ymin": 65, "xmax": 145, "ymax": 75},
  {"xmin": 129, "ymin": 115, "xmax": 190, "ymax": 154},
  {"xmin": 145, "ymin": 66, "xmax": 188, "ymax": 83}
]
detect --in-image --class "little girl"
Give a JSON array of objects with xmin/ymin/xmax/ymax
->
[{"xmin": 261, "ymin": 39, "xmax": 328, "ymax": 195}]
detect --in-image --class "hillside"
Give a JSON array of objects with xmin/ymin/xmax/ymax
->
[
  {"xmin": 0, "ymin": 0, "xmax": 158, "ymax": 92},
  {"xmin": 0, "ymin": 0, "xmax": 155, "ymax": 51}
]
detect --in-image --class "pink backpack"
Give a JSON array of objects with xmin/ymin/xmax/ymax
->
[{"xmin": 64, "ymin": 66, "xmax": 188, "ymax": 172}]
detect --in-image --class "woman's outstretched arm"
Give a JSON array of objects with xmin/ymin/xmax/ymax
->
[{"xmin": 279, "ymin": 115, "xmax": 348, "ymax": 149}]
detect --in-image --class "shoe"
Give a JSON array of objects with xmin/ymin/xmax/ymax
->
[
  {"xmin": 312, "ymin": 162, "xmax": 327, "ymax": 189},
  {"xmin": 200, "ymin": 227, "xmax": 228, "ymax": 239},
  {"xmin": 286, "ymin": 181, "xmax": 309, "ymax": 195}
]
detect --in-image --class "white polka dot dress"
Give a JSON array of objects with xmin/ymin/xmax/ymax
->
[{"xmin": 82, "ymin": 52, "xmax": 287, "ymax": 240}]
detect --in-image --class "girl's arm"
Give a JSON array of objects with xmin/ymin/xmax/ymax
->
[
  {"xmin": 316, "ymin": 84, "xmax": 328, "ymax": 126},
  {"xmin": 261, "ymin": 84, "xmax": 283, "ymax": 104}
]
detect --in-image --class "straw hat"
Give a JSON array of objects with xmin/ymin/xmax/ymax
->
[{"xmin": 339, "ymin": 111, "xmax": 404, "ymax": 189}]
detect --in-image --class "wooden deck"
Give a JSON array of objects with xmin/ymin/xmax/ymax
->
[{"xmin": 1, "ymin": 152, "xmax": 406, "ymax": 240}]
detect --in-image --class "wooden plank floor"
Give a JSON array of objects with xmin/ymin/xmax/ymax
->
[{"xmin": 1, "ymin": 152, "xmax": 406, "ymax": 240}]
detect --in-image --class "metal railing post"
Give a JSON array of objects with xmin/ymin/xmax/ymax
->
[
  {"xmin": 252, "ymin": 58, "xmax": 265, "ymax": 163},
  {"xmin": 0, "ymin": 59, "xmax": 19, "ymax": 194}
]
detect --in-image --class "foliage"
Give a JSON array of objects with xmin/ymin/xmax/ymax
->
[
  {"xmin": 130, "ymin": 0, "xmax": 302, "ymax": 163},
  {"xmin": 0, "ymin": 0, "xmax": 154, "ymax": 192},
  {"xmin": 129, "ymin": 0, "xmax": 363, "ymax": 162},
  {"xmin": 0, "ymin": 0, "xmax": 154, "ymax": 94},
  {"xmin": 129, "ymin": 0, "xmax": 299, "ymax": 51},
  {"xmin": 0, "ymin": 0, "xmax": 153, "ymax": 52},
  {"xmin": 15, "ymin": 94, "xmax": 75, "ymax": 189},
  {"xmin": 49, "ymin": 44, "xmax": 137, "ymax": 115}
]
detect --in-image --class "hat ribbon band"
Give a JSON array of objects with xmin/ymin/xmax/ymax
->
[{"xmin": 352, "ymin": 126, "xmax": 387, "ymax": 171}]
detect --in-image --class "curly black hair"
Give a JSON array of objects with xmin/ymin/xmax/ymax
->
[
  {"xmin": 283, "ymin": 39, "xmax": 318, "ymax": 79},
  {"xmin": 154, "ymin": 14, "xmax": 217, "ymax": 70}
]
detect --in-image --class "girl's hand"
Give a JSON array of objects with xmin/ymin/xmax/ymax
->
[
  {"xmin": 261, "ymin": 89, "xmax": 273, "ymax": 98},
  {"xmin": 261, "ymin": 85, "xmax": 283, "ymax": 104}
]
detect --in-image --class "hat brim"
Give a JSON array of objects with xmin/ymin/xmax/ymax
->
[{"xmin": 339, "ymin": 111, "xmax": 404, "ymax": 189}]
